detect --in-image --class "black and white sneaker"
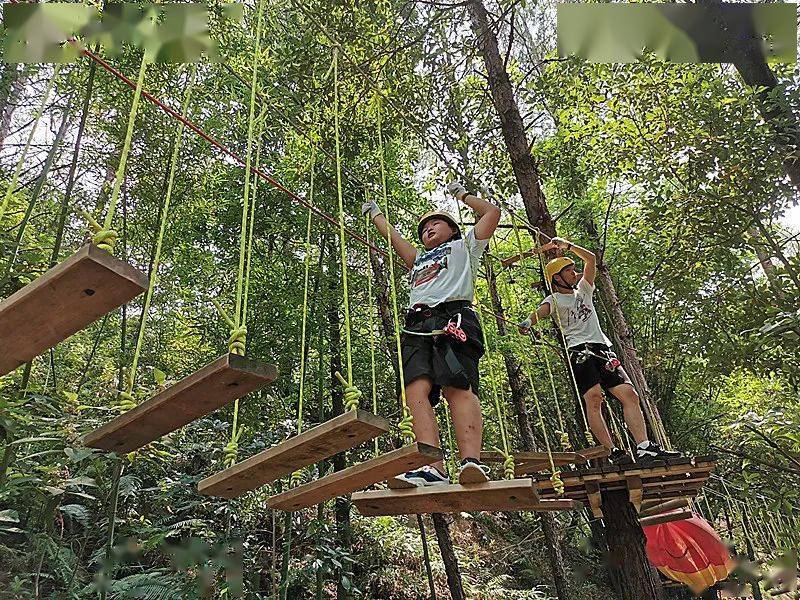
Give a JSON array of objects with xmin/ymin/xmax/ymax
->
[
  {"xmin": 608, "ymin": 447, "xmax": 634, "ymax": 466},
  {"xmin": 636, "ymin": 441, "xmax": 682, "ymax": 464},
  {"xmin": 394, "ymin": 465, "xmax": 449, "ymax": 487},
  {"xmin": 458, "ymin": 458, "xmax": 490, "ymax": 484}
]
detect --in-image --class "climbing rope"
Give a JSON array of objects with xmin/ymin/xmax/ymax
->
[
  {"xmin": 375, "ymin": 91, "xmax": 414, "ymax": 444},
  {"xmin": 332, "ymin": 48, "xmax": 363, "ymax": 411},
  {"xmin": 0, "ymin": 65, "xmax": 63, "ymax": 223},
  {"xmin": 365, "ymin": 210, "xmax": 380, "ymax": 456},
  {"xmin": 115, "ymin": 65, "xmax": 197, "ymax": 412},
  {"xmin": 83, "ymin": 58, "xmax": 149, "ymax": 253},
  {"xmin": 220, "ymin": 0, "xmax": 265, "ymax": 466}
]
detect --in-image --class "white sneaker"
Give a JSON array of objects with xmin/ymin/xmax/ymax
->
[
  {"xmin": 394, "ymin": 465, "xmax": 450, "ymax": 487},
  {"xmin": 458, "ymin": 459, "xmax": 490, "ymax": 484}
]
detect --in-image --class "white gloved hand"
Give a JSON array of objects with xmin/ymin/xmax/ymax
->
[
  {"xmin": 517, "ymin": 318, "xmax": 532, "ymax": 334},
  {"xmin": 550, "ymin": 236, "xmax": 571, "ymax": 250},
  {"xmin": 361, "ymin": 199, "xmax": 382, "ymax": 220},
  {"xmin": 447, "ymin": 181, "xmax": 468, "ymax": 199}
]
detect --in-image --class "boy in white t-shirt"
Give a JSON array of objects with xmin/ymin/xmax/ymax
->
[
  {"xmin": 518, "ymin": 236, "xmax": 680, "ymax": 465},
  {"xmin": 362, "ymin": 182, "xmax": 500, "ymax": 486}
]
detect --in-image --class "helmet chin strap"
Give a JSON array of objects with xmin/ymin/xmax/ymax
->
[{"xmin": 553, "ymin": 273, "xmax": 576, "ymax": 291}]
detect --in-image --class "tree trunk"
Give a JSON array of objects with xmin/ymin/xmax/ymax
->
[
  {"xmin": 748, "ymin": 227, "xmax": 785, "ymax": 300},
  {"xmin": 465, "ymin": 0, "xmax": 555, "ymax": 237},
  {"xmin": 602, "ymin": 489, "xmax": 665, "ymax": 600},
  {"xmin": 431, "ymin": 513, "xmax": 465, "ymax": 600}
]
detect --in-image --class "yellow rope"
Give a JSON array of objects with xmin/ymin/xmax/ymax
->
[
  {"xmin": 115, "ymin": 66, "xmax": 197, "ymax": 411},
  {"xmin": 88, "ymin": 58, "xmax": 148, "ymax": 253},
  {"xmin": 332, "ymin": 48, "xmax": 362, "ymax": 409},
  {"xmin": 366, "ymin": 211, "xmax": 379, "ymax": 455},
  {"xmin": 375, "ymin": 90, "xmax": 414, "ymax": 443}
]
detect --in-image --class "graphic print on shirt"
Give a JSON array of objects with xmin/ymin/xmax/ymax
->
[
  {"xmin": 562, "ymin": 292, "xmax": 593, "ymax": 327},
  {"xmin": 410, "ymin": 243, "xmax": 452, "ymax": 289}
]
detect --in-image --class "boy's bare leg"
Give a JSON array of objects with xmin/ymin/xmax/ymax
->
[
  {"xmin": 608, "ymin": 383, "xmax": 648, "ymax": 445},
  {"xmin": 583, "ymin": 384, "xmax": 614, "ymax": 448},
  {"xmin": 443, "ymin": 386, "xmax": 482, "ymax": 461},
  {"xmin": 405, "ymin": 378, "xmax": 445, "ymax": 474}
]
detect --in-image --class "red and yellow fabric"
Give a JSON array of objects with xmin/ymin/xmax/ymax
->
[{"xmin": 644, "ymin": 513, "xmax": 736, "ymax": 594}]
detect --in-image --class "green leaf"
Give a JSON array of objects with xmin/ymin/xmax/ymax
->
[{"xmin": 154, "ymin": 368, "xmax": 166, "ymax": 386}]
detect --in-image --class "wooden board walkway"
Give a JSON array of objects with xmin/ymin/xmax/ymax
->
[
  {"xmin": 0, "ymin": 244, "xmax": 148, "ymax": 375},
  {"xmin": 533, "ymin": 455, "xmax": 715, "ymax": 517},
  {"xmin": 198, "ymin": 409, "xmax": 389, "ymax": 499},
  {"xmin": 267, "ymin": 443, "xmax": 442, "ymax": 511},
  {"xmin": 352, "ymin": 479, "xmax": 581, "ymax": 516},
  {"xmin": 83, "ymin": 354, "xmax": 276, "ymax": 453}
]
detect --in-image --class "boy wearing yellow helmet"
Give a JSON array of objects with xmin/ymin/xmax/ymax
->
[
  {"xmin": 362, "ymin": 182, "xmax": 501, "ymax": 486},
  {"xmin": 518, "ymin": 236, "xmax": 680, "ymax": 465}
]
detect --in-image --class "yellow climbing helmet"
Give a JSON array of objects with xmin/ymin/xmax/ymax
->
[
  {"xmin": 417, "ymin": 211, "xmax": 461, "ymax": 241},
  {"xmin": 544, "ymin": 256, "xmax": 575, "ymax": 287}
]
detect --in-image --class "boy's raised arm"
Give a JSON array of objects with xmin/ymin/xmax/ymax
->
[{"xmin": 362, "ymin": 200, "xmax": 417, "ymax": 269}]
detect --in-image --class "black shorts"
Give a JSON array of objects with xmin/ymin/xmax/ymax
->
[
  {"xmin": 569, "ymin": 343, "xmax": 632, "ymax": 397},
  {"xmin": 401, "ymin": 302, "xmax": 485, "ymax": 407}
]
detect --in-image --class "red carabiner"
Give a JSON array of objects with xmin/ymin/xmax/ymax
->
[{"xmin": 443, "ymin": 321, "xmax": 467, "ymax": 342}]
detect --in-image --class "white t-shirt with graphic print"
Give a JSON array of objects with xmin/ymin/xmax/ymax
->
[
  {"xmin": 541, "ymin": 277, "xmax": 611, "ymax": 348},
  {"xmin": 408, "ymin": 228, "xmax": 489, "ymax": 308}
]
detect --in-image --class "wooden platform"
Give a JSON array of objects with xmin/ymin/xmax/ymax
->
[
  {"xmin": 83, "ymin": 354, "xmax": 276, "ymax": 453},
  {"xmin": 0, "ymin": 244, "xmax": 148, "ymax": 375},
  {"xmin": 267, "ymin": 443, "xmax": 442, "ymax": 511},
  {"xmin": 198, "ymin": 409, "xmax": 389, "ymax": 499},
  {"xmin": 482, "ymin": 445, "xmax": 610, "ymax": 476},
  {"xmin": 533, "ymin": 456, "xmax": 715, "ymax": 518},
  {"xmin": 639, "ymin": 508, "xmax": 693, "ymax": 527},
  {"xmin": 352, "ymin": 479, "xmax": 581, "ymax": 516}
]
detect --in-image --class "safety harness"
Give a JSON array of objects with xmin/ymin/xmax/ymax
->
[
  {"xmin": 569, "ymin": 344, "xmax": 621, "ymax": 372},
  {"xmin": 402, "ymin": 301, "xmax": 473, "ymax": 390}
]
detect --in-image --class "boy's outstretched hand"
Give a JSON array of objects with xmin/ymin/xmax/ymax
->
[
  {"xmin": 362, "ymin": 199, "xmax": 382, "ymax": 220},
  {"xmin": 447, "ymin": 181, "xmax": 467, "ymax": 200}
]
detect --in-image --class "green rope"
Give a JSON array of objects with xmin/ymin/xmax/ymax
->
[
  {"xmin": 0, "ymin": 65, "xmax": 62, "ymax": 224},
  {"xmin": 366, "ymin": 212, "xmax": 379, "ymax": 456},
  {"xmin": 88, "ymin": 58, "xmax": 148, "ymax": 253},
  {"xmin": 477, "ymin": 305, "xmax": 514, "ymax": 480},
  {"xmin": 242, "ymin": 103, "xmax": 268, "ymax": 329},
  {"xmin": 526, "ymin": 369, "xmax": 564, "ymax": 495},
  {"xmin": 375, "ymin": 91, "xmax": 414, "ymax": 444},
  {"xmin": 290, "ymin": 151, "xmax": 316, "ymax": 488},
  {"xmin": 115, "ymin": 65, "xmax": 197, "ymax": 411},
  {"xmin": 223, "ymin": 0, "xmax": 265, "ymax": 467},
  {"xmin": 332, "ymin": 48, "xmax": 361, "ymax": 409}
]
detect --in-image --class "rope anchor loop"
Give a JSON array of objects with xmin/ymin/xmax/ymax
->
[
  {"xmin": 398, "ymin": 404, "xmax": 415, "ymax": 445},
  {"xmin": 334, "ymin": 371, "xmax": 362, "ymax": 412},
  {"xmin": 550, "ymin": 470, "xmax": 565, "ymax": 496}
]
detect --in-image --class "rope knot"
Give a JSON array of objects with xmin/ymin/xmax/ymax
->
[
  {"xmin": 334, "ymin": 371, "xmax": 361, "ymax": 411},
  {"xmin": 228, "ymin": 326, "xmax": 247, "ymax": 356},
  {"xmin": 585, "ymin": 430, "xmax": 594, "ymax": 445},
  {"xmin": 290, "ymin": 469, "xmax": 305, "ymax": 488},
  {"xmin": 92, "ymin": 229, "xmax": 119, "ymax": 253},
  {"xmin": 116, "ymin": 390, "xmax": 136, "ymax": 412},
  {"xmin": 224, "ymin": 427, "xmax": 244, "ymax": 467},
  {"xmin": 558, "ymin": 430, "xmax": 571, "ymax": 452},
  {"xmin": 550, "ymin": 470, "xmax": 565, "ymax": 496},
  {"xmin": 397, "ymin": 404, "xmax": 415, "ymax": 445},
  {"xmin": 500, "ymin": 449, "xmax": 515, "ymax": 480}
]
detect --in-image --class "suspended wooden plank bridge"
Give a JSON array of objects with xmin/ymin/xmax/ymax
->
[{"xmin": 0, "ymin": 244, "xmax": 148, "ymax": 376}]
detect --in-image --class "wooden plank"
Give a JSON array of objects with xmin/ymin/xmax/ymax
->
[
  {"xmin": 585, "ymin": 481, "xmax": 603, "ymax": 518},
  {"xmin": 268, "ymin": 443, "xmax": 443, "ymax": 511},
  {"xmin": 198, "ymin": 409, "xmax": 389, "ymax": 498},
  {"xmin": 627, "ymin": 475, "xmax": 644, "ymax": 512},
  {"xmin": 483, "ymin": 445, "xmax": 609, "ymax": 466},
  {"xmin": 352, "ymin": 479, "xmax": 581, "ymax": 516},
  {"xmin": 638, "ymin": 498, "xmax": 690, "ymax": 518},
  {"xmin": 639, "ymin": 509, "xmax": 693, "ymax": 527},
  {"xmin": 83, "ymin": 354, "xmax": 277, "ymax": 453},
  {"xmin": 0, "ymin": 244, "xmax": 148, "ymax": 375}
]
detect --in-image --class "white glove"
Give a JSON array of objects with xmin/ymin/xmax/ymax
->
[
  {"xmin": 447, "ymin": 181, "xmax": 467, "ymax": 199},
  {"xmin": 517, "ymin": 318, "xmax": 532, "ymax": 334},
  {"xmin": 550, "ymin": 236, "xmax": 571, "ymax": 250},
  {"xmin": 361, "ymin": 199, "xmax": 382, "ymax": 220}
]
